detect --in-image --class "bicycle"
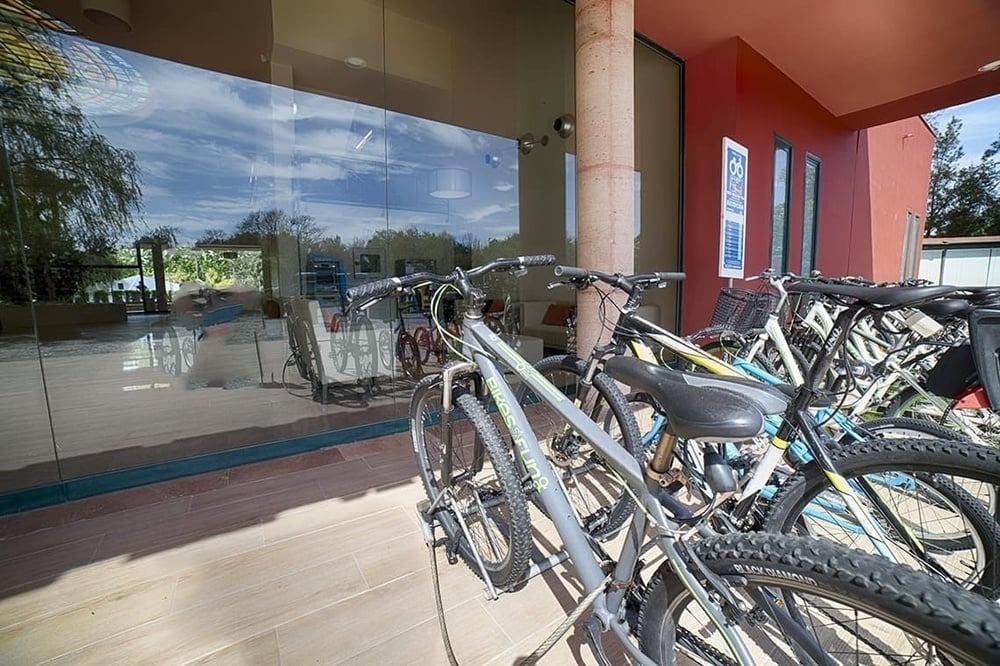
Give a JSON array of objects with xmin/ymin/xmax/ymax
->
[
  {"xmin": 534, "ymin": 266, "xmax": 1000, "ymax": 599},
  {"xmin": 346, "ymin": 256, "xmax": 1000, "ymax": 665}
]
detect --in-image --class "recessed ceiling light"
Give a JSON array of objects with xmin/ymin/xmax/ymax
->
[
  {"xmin": 978, "ymin": 59, "xmax": 1000, "ymax": 73},
  {"xmin": 345, "ymin": 56, "xmax": 367, "ymax": 69}
]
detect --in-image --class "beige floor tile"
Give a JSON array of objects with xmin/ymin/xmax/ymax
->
[
  {"xmin": 276, "ymin": 566, "xmax": 483, "ymax": 665},
  {"xmin": 173, "ymin": 507, "xmax": 417, "ymax": 612},
  {"xmin": 0, "ymin": 534, "xmax": 104, "ymax": 593},
  {"xmin": 340, "ymin": 597, "xmax": 512, "ymax": 666},
  {"xmin": 0, "ymin": 576, "xmax": 175, "ymax": 664},
  {"xmin": 0, "ymin": 497, "xmax": 190, "ymax": 561},
  {"xmin": 184, "ymin": 630, "xmax": 280, "ymax": 666},
  {"xmin": 46, "ymin": 557, "xmax": 368, "ymax": 665},
  {"xmin": 261, "ymin": 484, "xmax": 422, "ymax": 544},
  {"xmin": 352, "ymin": 531, "xmax": 432, "ymax": 588},
  {"xmin": 0, "ymin": 524, "xmax": 262, "ymax": 630}
]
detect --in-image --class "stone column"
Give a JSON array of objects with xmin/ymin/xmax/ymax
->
[{"xmin": 575, "ymin": 0, "xmax": 634, "ymax": 355}]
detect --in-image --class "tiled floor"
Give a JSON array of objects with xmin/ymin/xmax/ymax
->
[{"xmin": 0, "ymin": 433, "xmax": 619, "ymax": 665}]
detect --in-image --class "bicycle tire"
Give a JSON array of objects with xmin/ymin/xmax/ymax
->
[
  {"xmin": 887, "ymin": 387, "xmax": 999, "ymax": 445},
  {"xmin": 413, "ymin": 326, "xmax": 434, "ymax": 364},
  {"xmin": 411, "ymin": 374, "xmax": 532, "ymax": 588},
  {"xmin": 763, "ymin": 437, "xmax": 1000, "ymax": 599},
  {"xmin": 377, "ymin": 328, "xmax": 393, "ymax": 371},
  {"xmin": 396, "ymin": 332, "xmax": 422, "ymax": 379},
  {"xmin": 638, "ymin": 532, "xmax": 1000, "ymax": 665},
  {"xmin": 839, "ymin": 415, "xmax": 972, "ymax": 444},
  {"xmin": 515, "ymin": 354, "xmax": 644, "ymax": 540}
]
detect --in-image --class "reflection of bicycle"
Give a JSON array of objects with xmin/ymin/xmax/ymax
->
[
  {"xmin": 330, "ymin": 305, "xmax": 378, "ymax": 393},
  {"xmin": 484, "ymin": 293, "xmax": 521, "ymax": 339},
  {"xmin": 413, "ymin": 292, "xmax": 461, "ymax": 365},
  {"xmin": 391, "ymin": 300, "xmax": 423, "ymax": 379}
]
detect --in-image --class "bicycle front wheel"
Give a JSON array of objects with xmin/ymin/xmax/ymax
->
[
  {"xmin": 411, "ymin": 374, "xmax": 532, "ymax": 588},
  {"xmin": 639, "ymin": 532, "xmax": 1000, "ymax": 665},
  {"xmin": 516, "ymin": 355, "xmax": 644, "ymax": 540},
  {"xmin": 763, "ymin": 437, "xmax": 1000, "ymax": 599}
]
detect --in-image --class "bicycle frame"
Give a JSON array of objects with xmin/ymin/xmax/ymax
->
[
  {"xmin": 619, "ymin": 311, "xmax": 924, "ymax": 564},
  {"xmin": 448, "ymin": 313, "xmax": 764, "ymax": 665}
]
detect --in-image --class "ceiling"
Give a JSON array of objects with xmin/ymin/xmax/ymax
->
[
  {"xmin": 636, "ymin": 0, "xmax": 1000, "ymax": 129},
  {"xmin": 28, "ymin": 0, "xmax": 1000, "ymax": 131}
]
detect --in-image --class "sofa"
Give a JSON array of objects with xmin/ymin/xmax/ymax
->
[{"xmin": 518, "ymin": 301, "xmax": 659, "ymax": 352}]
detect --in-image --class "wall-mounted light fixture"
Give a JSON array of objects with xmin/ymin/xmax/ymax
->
[
  {"xmin": 553, "ymin": 114, "xmax": 575, "ymax": 139},
  {"xmin": 429, "ymin": 168, "xmax": 471, "ymax": 199},
  {"xmin": 81, "ymin": 0, "xmax": 132, "ymax": 32}
]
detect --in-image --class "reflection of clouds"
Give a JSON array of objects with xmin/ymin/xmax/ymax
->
[
  {"xmin": 70, "ymin": 37, "xmax": 525, "ymax": 247},
  {"xmin": 459, "ymin": 203, "xmax": 518, "ymax": 224}
]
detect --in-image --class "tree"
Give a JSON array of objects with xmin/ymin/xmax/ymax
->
[
  {"xmin": 925, "ymin": 116, "xmax": 1000, "ymax": 237},
  {"xmin": 0, "ymin": 11, "xmax": 142, "ymax": 303}
]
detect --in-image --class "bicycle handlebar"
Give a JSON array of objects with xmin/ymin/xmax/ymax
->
[
  {"xmin": 551, "ymin": 265, "xmax": 685, "ymax": 291},
  {"xmin": 345, "ymin": 255, "xmax": 556, "ymax": 304}
]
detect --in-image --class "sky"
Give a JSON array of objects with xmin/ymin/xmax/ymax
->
[
  {"xmin": 928, "ymin": 92, "xmax": 1000, "ymax": 166},
  {"xmin": 62, "ymin": 37, "xmax": 525, "ymax": 248}
]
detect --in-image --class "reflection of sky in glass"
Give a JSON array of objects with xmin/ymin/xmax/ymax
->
[{"xmin": 63, "ymin": 37, "xmax": 521, "ymax": 246}]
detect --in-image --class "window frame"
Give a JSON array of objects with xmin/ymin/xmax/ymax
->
[
  {"xmin": 770, "ymin": 136, "xmax": 793, "ymax": 273},
  {"xmin": 801, "ymin": 152, "xmax": 821, "ymax": 275}
]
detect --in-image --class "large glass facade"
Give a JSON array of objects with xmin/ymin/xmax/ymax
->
[{"xmin": 0, "ymin": 0, "xmax": 680, "ymax": 497}]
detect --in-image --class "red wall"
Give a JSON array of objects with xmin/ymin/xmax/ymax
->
[
  {"xmin": 864, "ymin": 118, "xmax": 935, "ymax": 281},
  {"xmin": 682, "ymin": 39, "xmax": 865, "ymax": 332}
]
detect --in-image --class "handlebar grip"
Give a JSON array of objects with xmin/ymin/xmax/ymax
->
[
  {"xmin": 347, "ymin": 276, "xmax": 402, "ymax": 302},
  {"xmin": 519, "ymin": 254, "xmax": 556, "ymax": 267},
  {"xmin": 654, "ymin": 272, "xmax": 685, "ymax": 282},
  {"xmin": 553, "ymin": 265, "xmax": 590, "ymax": 279}
]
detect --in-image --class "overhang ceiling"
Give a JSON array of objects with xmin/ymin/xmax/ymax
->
[
  {"xmin": 636, "ymin": 0, "xmax": 1000, "ymax": 129},
  {"xmin": 27, "ymin": 0, "xmax": 1000, "ymax": 132}
]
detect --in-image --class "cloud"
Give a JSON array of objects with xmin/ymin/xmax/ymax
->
[{"xmin": 493, "ymin": 181, "xmax": 515, "ymax": 192}]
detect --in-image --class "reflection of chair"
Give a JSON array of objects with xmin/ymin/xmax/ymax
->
[{"xmin": 285, "ymin": 299, "xmax": 332, "ymax": 403}]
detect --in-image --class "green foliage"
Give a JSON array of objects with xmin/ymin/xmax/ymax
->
[
  {"xmin": 926, "ymin": 116, "xmax": 1000, "ymax": 237},
  {"xmin": 0, "ymin": 15, "xmax": 142, "ymax": 303}
]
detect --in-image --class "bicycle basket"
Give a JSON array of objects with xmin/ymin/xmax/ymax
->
[{"xmin": 710, "ymin": 287, "xmax": 777, "ymax": 330}]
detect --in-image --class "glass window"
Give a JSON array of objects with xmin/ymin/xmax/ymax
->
[
  {"xmin": 0, "ymin": 0, "xmax": 680, "ymax": 497},
  {"xmin": 770, "ymin": 137, "xmax": 792, "ymax": 272},
  {"xmin": 801, "ymin": 154, "xmax": 820, "ymax": 275}
]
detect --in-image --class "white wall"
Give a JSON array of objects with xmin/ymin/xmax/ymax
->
[{"xmin": 919, "ymin": 246, "xmax": 998, "ymax": 285}]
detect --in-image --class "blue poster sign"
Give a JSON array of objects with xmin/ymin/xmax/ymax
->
[{"xmin": 719, "ymin": 138, "xmax": 748, "ymax": 279}]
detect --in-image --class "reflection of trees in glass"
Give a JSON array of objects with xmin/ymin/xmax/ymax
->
[{"xmin": 0, "ymin": 8, "xmax": 142, "ymax": 303}]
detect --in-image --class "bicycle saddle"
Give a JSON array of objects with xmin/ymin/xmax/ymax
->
[
  {"xmin": 787, "ymin": 281, "xmax": 957, "ymax": 308},
  {"xmin": 604, "ymin": 356, "xmax": 764, "ymax": 442},
  {"xmin": 917, "ymin": 298, "xmax": 971, "ymax": 318}
]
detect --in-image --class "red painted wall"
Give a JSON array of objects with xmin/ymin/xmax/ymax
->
[
  {"xmin": 682, "ymin": 39, "xmax": 868, "ymax": 332},
  {"xmin": 864, "ymin": 118, "xmax": 935, "ymax": 281}
]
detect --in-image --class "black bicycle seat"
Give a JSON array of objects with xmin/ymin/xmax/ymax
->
[
  {"xmin": 917, "ymin": 298, "xmax": 971, "ymax": 318},
  {"xmin": 787, "ymin": 281, "xmax": 957, "ymax": 309},
  {"xmin": 604, "ymin": 356, "xmax": 763, "ymax": 442}
]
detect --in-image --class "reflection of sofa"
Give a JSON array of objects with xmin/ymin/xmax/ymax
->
[{"xmin": 519, "ymin": 301, "xmax": 660, "ymax": 351}]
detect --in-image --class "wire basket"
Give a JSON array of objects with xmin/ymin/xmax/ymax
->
[{"xmin": 710, "ymin": 287, "xmax": 778, "ymax": 331}]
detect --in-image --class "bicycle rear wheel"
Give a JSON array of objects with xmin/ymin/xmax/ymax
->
[
  {"xmin": 411, "ymin": 374, "xmax": 532, "ymax": 588},
  {"xmin": 764, "ymin": 437, "xmax": 1000, "ymax": 599},
  {"xmin": 639, "ymin": 532, "xmax": 1000, "ymax": 665}
]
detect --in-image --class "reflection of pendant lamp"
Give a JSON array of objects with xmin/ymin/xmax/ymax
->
[
  {"xmin": 429, "ymin": 168, "xmax": 471, "ymax": 199},
  {"xmin": 81, "ymin": 0, "xmax": 132, "ymax": 32}
]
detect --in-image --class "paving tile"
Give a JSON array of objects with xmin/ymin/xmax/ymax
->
[
  {"xmin": 0, "ymin": 534, "xmax": 103, "ymax": 593},
  {"xmin": 276, "ymin": 564, "xmax": 483, "ymax": 664},
  {"xmin": 0, "ymin": 524, "xmax": 262, "ymax": 631},
  {"xmin": 337, "ymin": 597, "xmax": 512, "ymax": 666},
  {"xmin": 225, "ymin": 447, "xmax": 346, "ymax": 485},
  {"xmin": 45, "ymin": 557, "xmax": 368, "ymax": 665},
  {"xmin": 0, "ymin": 576, "xmax": 175, "ymax": 664},
  {"xmin": 173, "ymin": 508, "xmax": 417, "ymax": 612},
  {"xmin": 185, "ymin": 630, "xmax": 280, "ymax": 666}
]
